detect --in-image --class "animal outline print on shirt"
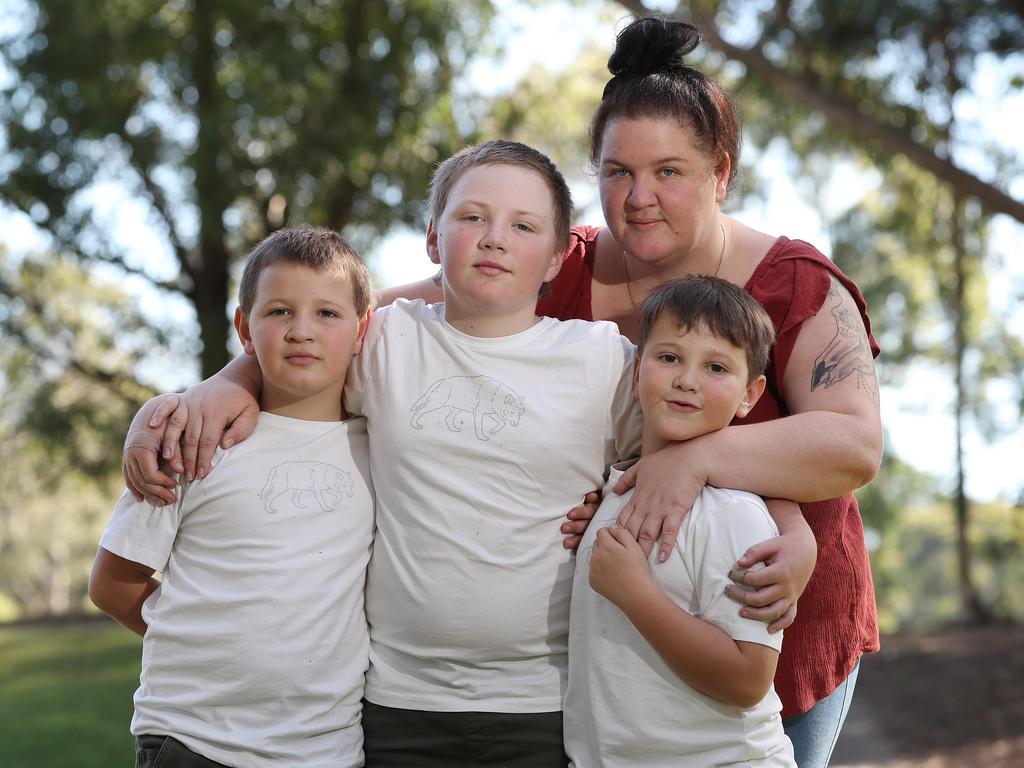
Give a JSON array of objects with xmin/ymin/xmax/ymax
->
[
  {"xmin": 260, "ymin": 461, "xmax": 354, "ymax": 514},
  {"xmin": 410, "ymin": 375, "xmax": 526, "ymax": 441}
]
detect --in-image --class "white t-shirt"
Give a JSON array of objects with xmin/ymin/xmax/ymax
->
[
  {"xmin": 565, "ymin": 461, "xmax": 796, "ymax": 768},
  {"xmin": 346, "ymin": 299, "xmax": 641, "ymax": 712},
  {"xmin": 99, "ymin": 413, "xmax": 374, "ymax": 768}
]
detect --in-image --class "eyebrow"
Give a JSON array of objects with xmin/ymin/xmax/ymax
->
[
  {"xmin": 601, "ymin": 155, "xmax": 694, "ymax": 167},
  {"xmin": 458, "ymin": 199, "xmax": 549, "ymax": 219}
]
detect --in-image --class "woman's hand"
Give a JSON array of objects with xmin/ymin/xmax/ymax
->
[
  {"xmin": 612, "ymin": 441, "xmax": 710, "ymax": 563},
  {"xmin": 724, "ymin": 499, "xmax": 816, "ymax": 633},
  {"xmin": 561, "ymin": 491, "xmax": 601, "ymax": 551},
  {"xmin": 123, "ymin": 394, "xmax": 182, "ymax": 505}
]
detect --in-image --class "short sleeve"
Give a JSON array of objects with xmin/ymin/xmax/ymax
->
[
  {"xmin": 99, "ymin": 489, "xmax": 184, "ymax": 573},
  {"xmin": 345, "ymin": 305, "xmax": 389, "ymax": 417},
  {"xmin": 744, "ymin": 238, "xmax": 879, "ymax": 414},
  {"xmin": 608, "ymin": 334, "xmax": 642, "ymax": 461},
  {"xmin": 684, "ymin": 493, "xmax": 783, "ymax": 651}
]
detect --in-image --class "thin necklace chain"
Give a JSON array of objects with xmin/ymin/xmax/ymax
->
[{"xmin": 622, "ymin": 222, "xmax": 727, "ymax": 316}]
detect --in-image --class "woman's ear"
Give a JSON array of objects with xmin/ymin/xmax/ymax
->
[
  {"xmin": 714, "ymin": 153, "xmax": 731, "ymax": 204},
  {"xmin": 233, "ymin": 306, "xmax": 256, "ymax": 355}
]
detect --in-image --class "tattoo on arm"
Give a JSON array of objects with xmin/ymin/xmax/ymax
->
[{"xmin": 810, "ymin": 278, "xmax": 879, "ymax": 406}]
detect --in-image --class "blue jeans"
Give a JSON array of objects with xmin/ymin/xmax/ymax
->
[{"xmin": 782, "ymin": 661, "xmax": 860, "ymax": 768}]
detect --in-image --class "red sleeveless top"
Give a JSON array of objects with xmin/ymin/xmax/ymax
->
[{"xmin": 539, "ymin": 226, "xmax": 880, "ymax": 717}]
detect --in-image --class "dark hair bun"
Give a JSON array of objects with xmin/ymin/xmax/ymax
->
[{"xmin": 608, "ymin": 17, "xmax": 700, "ymax": 77}]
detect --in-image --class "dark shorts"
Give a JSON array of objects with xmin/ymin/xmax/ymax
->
[
  {"xmin": 361, "ymin": 700, "xmax": 569, "ymax": 767},
  {"xmin": 135, "ymin": 735, "xmax": 230, "ymax": 768}
]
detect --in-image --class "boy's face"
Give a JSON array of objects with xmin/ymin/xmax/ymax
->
[
  {"xmin": 636, "ymin": 315, "xmax": 765, "ymax": 453},
  {"xmin": 426, "ymin": 163, "xmax": 563, "ymax": 328},
  {"xmin": 234, "ymin": 262, "xmax": 369, "ymax": 420}
]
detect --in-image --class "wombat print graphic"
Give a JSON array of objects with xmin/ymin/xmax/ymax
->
[
  {"xmin": 259, "ymin": 461, "xmax": 354, "ymax": 514},
  {"xmin": 410, "ymin": 375, "xmax": 526, "ymax": 441}
]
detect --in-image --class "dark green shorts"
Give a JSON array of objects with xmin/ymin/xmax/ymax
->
[{"xmin": 361, "ymin": 700, "xmax": 569, "ymax": 767}]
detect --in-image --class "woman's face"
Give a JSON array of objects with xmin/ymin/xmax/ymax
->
[{"xmin": 598, "ymin": 116, "xmax": 729, "ymax": 267}]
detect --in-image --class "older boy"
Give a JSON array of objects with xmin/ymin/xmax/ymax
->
[
  {"xmin": 89, "ymin": 228, "xmax": 374, "ymax": 768},
  {"xmin": 564, "ymin": 276, "xmax": 798, "ymax": 767}
]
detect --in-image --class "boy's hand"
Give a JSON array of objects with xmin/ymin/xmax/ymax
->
[
  {"xmin": 613, "ymin": 442, "xmax": 708, "ymax": 563},
  {"xmin": 158, "ymin": 378, "xmax": 260, "ymax": 482},
  {"xmin": 561, "ymin": 490, "xmax": 601, "ymax": 551},
  {"xmin": 724, "ymin": 506, "xmax": 816, "ymax": 633},
  {"xmin": 123, "ymin": 394, "xmax": 181, "ymax": 505},
  {"xmin": 588, "ymin": 524, "xmax": 655, "ymax": 609}
]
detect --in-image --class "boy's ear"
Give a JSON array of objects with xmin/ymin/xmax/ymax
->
[
  {"xmin": 426, "ymin": 219, "xmax": 441, "ymax": 265},
  {"xmin": 351, "ymin": 307, "xmax": 372, "ymax": 356},
  {"xmin": 735, "ymin": 373, "xmax": 766, "ymax": 419},
  {"xmin": 233, "ymin": 306, "xmax": 256, "ymax": 356},
  {"xmin": 543, "ymin": 247, "xmax": 564, "ymax": 284}
]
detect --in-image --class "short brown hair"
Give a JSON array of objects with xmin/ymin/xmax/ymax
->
[
  {"xmin": 428, "ymin": 139, "xmax": 573, "ymax": 253},
  {"xmin": 638, "ymin": 276, "xmax": 775, "ymax": 382},
  {"xmin": 590, "ymin": 17, "xmax": 741, "ymax": 197},
  {"xmin": 238, "ymin": 227, "xmax": 371, "ymax": 317}
]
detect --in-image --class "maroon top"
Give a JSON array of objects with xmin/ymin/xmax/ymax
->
[{"xmin": 539, "ymin": 226, "xmax": 880, "ymax": 717}]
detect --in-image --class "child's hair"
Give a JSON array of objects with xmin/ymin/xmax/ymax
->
[
  {"xmin": 590, "ymin": 17, "xmax": 741, "ymax": 197},
  {"xmin": 238, "ymin": 227, "xmax": 372, "ymax": 317},
  {"xmin": 428, "ymin": 139, "xmax": 573, "ymax": 253},
  {"xmin": 638, "ymin": 276, "xmax": 775, "ymax": 382}
]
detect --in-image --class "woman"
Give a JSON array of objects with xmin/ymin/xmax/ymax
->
[
  {"xmin": 383, "ymin": 17, "xmax": 881, "ymax": 766},
  {"xmin": 126, "ymin": 17, "xmax": 880, "ymax": 768}
]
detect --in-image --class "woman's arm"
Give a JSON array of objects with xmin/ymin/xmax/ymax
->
[
  {"xmin": 616, "ymin": 278, "xmax": 881, "ymax": 551},
  {"xmin": 589, "ymin": 525, "xmax": 778, "ymax": 707}
]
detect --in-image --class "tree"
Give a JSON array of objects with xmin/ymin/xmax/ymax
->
[
  {"xmin": 0, "ymin": 246, "xmax": 159, "ymax": 617},
  {"xmin": 0, "ymin": 0, "xmax": 492, "ymax": 376}
]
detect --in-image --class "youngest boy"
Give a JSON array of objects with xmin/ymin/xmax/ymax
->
[
  {"xmin": 89, "ymin": 228, "xmax": 374, "ymax": 768},
  {"xmin": 564, "ymin": 275, "xmax": 797, "ymax": 767}
]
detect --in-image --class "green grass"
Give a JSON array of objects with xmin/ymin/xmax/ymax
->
[{"xmin": 0, "ymin": 618, "xmax": 140, "ymax": 768}]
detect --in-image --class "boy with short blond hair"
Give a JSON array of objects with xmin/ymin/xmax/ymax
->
[
  {"xmin": 90, "ymin": 227, "xmax": 375, "ymax": 768},
  {"xmin": 565, "ymin": 275, "xmax": 797, "ymax": 767}
]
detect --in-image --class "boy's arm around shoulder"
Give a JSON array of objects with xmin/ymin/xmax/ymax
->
[{"xmin": 89, "ymin": 547, "xmax": 159, "ymax": 637}]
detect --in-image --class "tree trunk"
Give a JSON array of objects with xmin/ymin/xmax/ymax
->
[
  {"xmin": 951, "ymin": 198, "xmax": 991, "ymax": 624},
  {"xmin": 191, "ymin": 0, "xmax": 233, "ymax": 378}
]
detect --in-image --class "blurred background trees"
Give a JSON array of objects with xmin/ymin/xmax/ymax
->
[{"xmin": 1, "ymin": 0, "xmax": 1021, "ymax": 630}]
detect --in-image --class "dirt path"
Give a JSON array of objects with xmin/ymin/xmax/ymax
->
[{"xmin": 830, "ymin": 624, "xmax": 1024, "ymax": 767}]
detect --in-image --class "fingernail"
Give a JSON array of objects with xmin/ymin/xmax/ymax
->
[
  {"xmin": 222, "ymin": 438, "xmax": 233, "ymax": 449},
  {"xmin": 198, "ymin": 467, "xmax": 206, "ymax": 479},
  {"xmin": 185, "ymin": 472, "xmax": 193, "ymax": 482},
  {"xmin": 741, "ymin": 610, "xmax": 750, "ymax": 618},
  {"xmin": 149, "ymin": 417, "xmax": 159, "ymax": 427},
  {"xmin": 162, "ymin": 446, "xmax": 172, "ymax": 459}
]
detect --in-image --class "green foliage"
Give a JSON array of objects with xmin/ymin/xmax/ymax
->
[
  {"xmin": 0, "ymin": 0, "xmax": 494, "ymax": 374},
  {"xmin": 0, "ymin": 620, "xmax": 140, "ymax": 767},
  {"xmin": 0, "ymin": 248, "xmax": 157, "ymax": 617},
  {"xmin": 871, "ymin": 499, "xmax": 1024, "ymax": 632}
]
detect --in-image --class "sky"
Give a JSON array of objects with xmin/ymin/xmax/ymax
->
[{"xmin": 2, "ymin": 0, "xmax": 1022, "ymax": 503}]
